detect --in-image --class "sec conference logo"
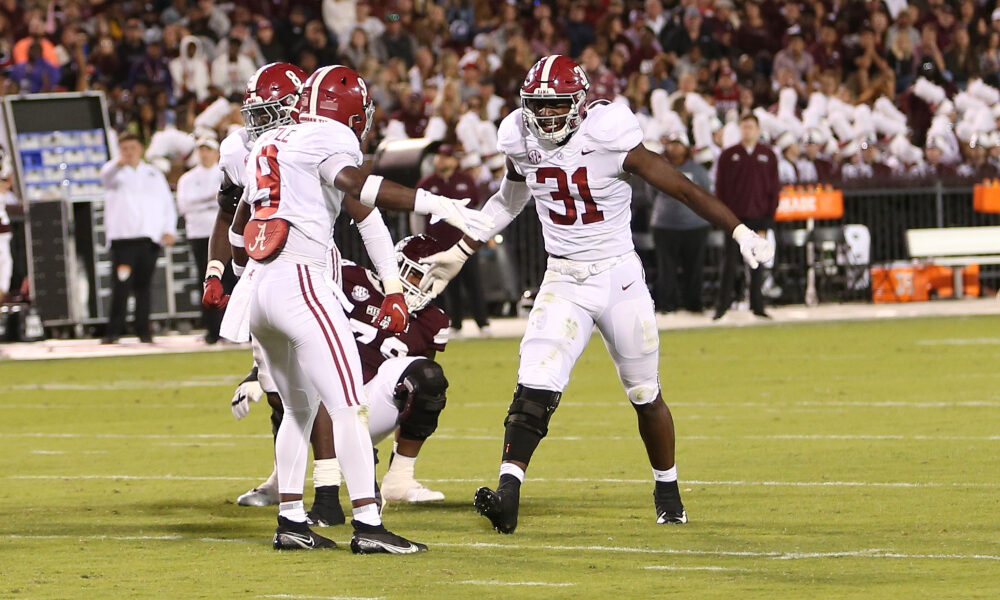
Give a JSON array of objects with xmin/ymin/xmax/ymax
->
[
  {"xmin": 528, "ymin": 150, "xmax": 542, "ymax": 164},
  {"xmin": 352, "ymin": 285, "xmax": 370, "ymax": 302}
]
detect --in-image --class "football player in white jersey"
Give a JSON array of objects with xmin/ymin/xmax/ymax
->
[
  {"xmin": 221, "ymin": 65, "xmax": 490, "ymax": 553},
  {"xmin": 419, "ymin": 55, "xmax": 774, "ymax": 533}
]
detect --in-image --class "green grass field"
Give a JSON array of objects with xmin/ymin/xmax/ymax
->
[{"xmin": 1, "ymin": 316, "xmax": 999, "ymax": 599}]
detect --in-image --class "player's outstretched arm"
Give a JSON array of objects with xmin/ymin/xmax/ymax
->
[
  {"xmin": 623, "ymin": 144, "xmax": 774, "ymax": 267},
  {"xmin": 331, "ymin": 163, "xmax": 494, "ymax": 238},
  {"xmin": 417, "ymin": 160, "xmax": 528, "ymax": 295}
]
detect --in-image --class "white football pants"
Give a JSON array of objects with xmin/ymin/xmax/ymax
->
[
  {"xmin": 518, "ymin": 252, "xmax": 661, "ymax": 404},
  {"xmin": 249, "ymin": 261, "xmax": 376, "ymax": 502}
]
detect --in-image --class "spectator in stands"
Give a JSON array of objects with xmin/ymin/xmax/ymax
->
[
  {"xmin": 379, "ymin": 12, "xmax": 417, "ymax": 69},
  {"xmin": 342, "ymin": 27, "xmax": 374, "ymax": 71},
  {"xmin": 773, "ymin": 27, "xmax": 815, "ymax": 93},
  {"xmin": 295, "ymin": 19, "xmax": 339, "ymax": 68},
  {"xmin": 211, "ymin": 37, "xmax": 256, "ymax": 98},
  {"xmin": 117, "ymin": 18, "xmax": 147, "ymax": 86},
  {"xmin": 529, "ymin": 17, "xmax": 568, "ymax": 58},
  {"xmin": 255, "ymin": 20, "xmax": 286, "ymax": 65},
  {"xmin": 803, "ymin": 129, "xmax": 838, "ymax": 183},
  {"xmin": 128, "ymin": 41, "xmax": 172, "ymax": 97},
  {"xmin": 811, "ymin": 21, "xmax": 843, "ymax": 78},
  {"xmin": 198, "ymin": 0, "xmax": 231, "ymax": 41},
  {"xmin": 413, "ymin": 144, "xmax": 490, "ymax": 337},
  {"xmin": 945, "ymin": 28, "xmax": 978, "ymax": 88},
  {"xmin": 647, "ymin": 132, "xmax": 710, "ymax": 314},
  {"xmin": 170, "ymin": 36, "xmax": 210, "ymax": 101},
  {"xmin": 957, "ymin": 136, "xmax": 1000, "ymax": 179},
  {"xmin": 911, "ymin": 134, "xmax": 957, "ymax": 181},
  {"xmin": 354, "ymin": 0, "xmax": 385, "ymax": 43},
  {"xmin": 99, "ymin": 132, "xmax": 177, "ymax": 345},
  {"xmin": 566, "ymin": 2, "xmax": 595, "ymax": 59},
  {"xmin": 714, "ymin": 114, "xmax": 778, "ymax": 320},
  {"xmin": 277, "ymin": 5, "xmax": 309, "ymax": 51},
  {"xmin": 580, "ymin": 45, "xmax": 619, "ymax": 102},
  {"xmin": 176, "ymin": 135, "xmax": 224, "ymax": 343},
  {"xmin": 12, "ymin": 15, "xmax": 56, "ymax": 66},
  {"xmin": 9, "ymin": 41, "xmax": 59, "ymax": 93}
]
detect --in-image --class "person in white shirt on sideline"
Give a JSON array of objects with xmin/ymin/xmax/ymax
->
[
  {"xmin": 99, "ymin": 132, "xmax": 177, "ymax": 344},
  {"xmin": 176, "ymin": 135, "xmax": 224, "ymax": 343}
]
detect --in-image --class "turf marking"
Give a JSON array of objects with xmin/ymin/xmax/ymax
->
[
  {"xmin": 642, "ymin": 565, "xmax": 751, "ymax": 572},
  {"xmin": 259, "ymin": 595, "xmax": 383, "ymax": 600},
  {"xmin": 916, "ymin": 338, "xmax": 1000, "ymax": 346},
  {"xmin": 5, "ymin": 534, "xmax": 999, "ymax": 562},
  {"xmin": 445, "ymin": 581, "xmax": 576, "ymax": 587},
  {"xmin": 30, "ymin": 450, "xmax": 107, "ymax": 455},
  {"xmin": 8, "ymin": 474, "xmax": 1000, "ymax": 488},
  {"xmin": 1, "ymin": 378, "xmax": 236, "ymax": 391},
  {"xmin": 0, "ymin": 432, "xmax": 270, "ymax": 439}
]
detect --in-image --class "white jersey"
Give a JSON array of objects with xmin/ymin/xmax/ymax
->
[
  {"xmin": 242, "ymin": 120, "xmax": 363, "ymax": 266},
  {"xmin": 219, "ymin": 127, "xmax": 251, "ymax": 187},
  {"xmin": 498, "ymin": 102, "xmax": 642, "ymax": 260}
]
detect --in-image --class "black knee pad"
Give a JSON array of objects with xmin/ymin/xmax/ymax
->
[
  {"xmin": 504, "ymin": 385, "xmax": 561, "ymax": 438},
  {"xmin": 395, "ymin": 359, "xmax": 448, "ymax": 441}
]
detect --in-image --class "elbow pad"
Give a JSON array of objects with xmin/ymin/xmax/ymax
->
[{"xmin": 217, "ymin": 182, "xmax": 243, "ymax": 213}]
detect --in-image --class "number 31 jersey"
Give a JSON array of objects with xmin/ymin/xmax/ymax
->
[
  {"xmin": 339, "ymin": 263, "xmax": 450, "ymax": 383},
  {"xmin": 498, "ymin": 101, "xmax": 644, "ymax": 261}
]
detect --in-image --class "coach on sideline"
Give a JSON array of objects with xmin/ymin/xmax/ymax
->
[
  {"xmin": 99, "ymin": 131, "xmax": 176, "ymax": 344},
  {"xmin": 713, "ymin": 113, "xmax": 779, "ymax": 320}
]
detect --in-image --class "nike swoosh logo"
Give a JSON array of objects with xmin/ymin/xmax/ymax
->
[
  {"xmin": 622, "ymin": 281, "xmax": 636, "ymax": 291},
  {"xmin": 582, "ymin": 149, "xmax": 595, "ymax": 155},
  {"xmin": 280, "ymin": 532, "xmax": 315, "ymax": 548}
]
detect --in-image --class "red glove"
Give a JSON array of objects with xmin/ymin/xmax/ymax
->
[
  {"xmin": 376, "ymin": 292, "xmax": 408, "ymax": 333},
  {"xmin": 202, "ymin": 276, "xmax": 229, "ymax": 309}
]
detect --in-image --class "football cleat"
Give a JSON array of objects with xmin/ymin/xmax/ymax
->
[
  {"xmin": 272, "ymin": 516, "xmax": 336, "ymax": 550},
  {"xmin": 381, "ymin": 474, "xmax": 445, "ymax": 503},
  {"xmin": 349, "ymin": 520, "xmax": 428, "ymax": 554},
  {"xmin": 653, "ymin": 483, "xmax": 688, "ymax": 524},
  {"xmin": 474, "ymin": 486, "xmax": 519, "ymax": 534},
  {"xmin": 237, "ymin": 485, "xmax": 279, "ymax": 507}
]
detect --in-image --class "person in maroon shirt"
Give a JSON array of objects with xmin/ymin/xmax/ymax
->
[
  {"xmin": 713, "ymin": 113, "xmax": 779, "ymax": 320},
  {"xmin": 414, "ymin": 144, "xmax": 491, "ymax": 335}
]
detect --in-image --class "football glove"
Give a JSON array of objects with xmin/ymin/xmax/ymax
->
[
  {"xmin": 732, "ymin": 224, "xmax": 775, "ymax": 269},
  {"xmin": 418, "ymin": 239, "xmax": 474, "ymax": 296},
  {"xmin": 231, "ymin": 379, "xmax": 264, "ymax": 420},
  {"xmin": 202, "ymin": 259, "xmax": 229, "ymax": 309},
  {"xmin": 376, "ymin": 292, "xmax": 409, "ymax": 333},
  {"xmin": 414, "ymin": 190, "xmax": 493, "ymax": 240}
]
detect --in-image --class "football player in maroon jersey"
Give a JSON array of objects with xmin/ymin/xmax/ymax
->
[{"xmin": 231, "ymin": 235, "xmax": 454, "ymax": 525}]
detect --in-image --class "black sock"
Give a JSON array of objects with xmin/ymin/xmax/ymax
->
[
  {"xmin": 655, "ymin": 480, "xmax": 679, "ymax": 496},
  {"xmin": 313, "ymin": 485, "xmax": 340, "ymax": 505},
  {"xmin": 498, "ymin": 474, "xmax": 522, "ymax": 493}
]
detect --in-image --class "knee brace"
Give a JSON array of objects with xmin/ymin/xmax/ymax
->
[
  {"xmin": 394, "ymin": 359, "xmax": 448, "ymax": 441},
  {"xmin": 504, "ymin": 385, "xmax": 561, "ymax": 438},
  {"xmin": 626, "ymin": 381, "xmax": 660, "ymax": 406}
]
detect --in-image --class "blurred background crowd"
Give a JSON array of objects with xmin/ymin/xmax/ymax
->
[{"xmin": 2, "ymin": 0, "xmax": 1000, "ymax": 190}]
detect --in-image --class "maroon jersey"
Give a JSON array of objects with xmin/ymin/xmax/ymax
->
[{"xmin": 340, "ymin": 264, "xmax": 450, "ymax": 383}]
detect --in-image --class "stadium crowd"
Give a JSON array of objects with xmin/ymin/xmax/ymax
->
[{"xmin": 1, "ymin": 0, "xmax": 1000, "ymax": 191}]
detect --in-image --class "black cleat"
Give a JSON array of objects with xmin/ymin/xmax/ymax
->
[
  {"xmin": 474, "ymin": 486, "xmax": 519, "ymax": 534},
  {"xmin": 654, "ymin": 481, "xmax": 688, "ymax": 524},
  {"xmin": 272, "ymin": 515, "xmax": 336, "ymax": 550},
  {"xmin": 307, "ymin": 485, "xmax": 346, "ymax": 527},
  {"xmin": 349, "ymin": 520, "xmax": 427, "ymax": 554}
]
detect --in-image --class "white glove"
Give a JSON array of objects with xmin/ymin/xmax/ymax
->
[
  {"xmin": 733, "ymin": 224, "xmax": 775, "ymax": 269},
  {"xmin": 413, "ymin": 190, "xmax": 494, "ymax": 240},
  {"xmin": 418, "ymin": 239, "xmax": 474, "ymax": 295},
  {"xmin": 231, "ymin": 379, "xmax": 264, "ymax": 420}
]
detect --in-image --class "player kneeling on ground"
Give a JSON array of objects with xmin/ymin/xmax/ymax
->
[{"xmin": 231, "ymin": 235, "xmax": 453, "ymax": 524}]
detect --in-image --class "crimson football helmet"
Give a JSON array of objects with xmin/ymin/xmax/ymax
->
[
  {"xmin": 241, "ymin": 62, "xmax": 307, "ymax": 140},
  {"xmin": 395, "ymin": 234, "xmax": 444, "ymax": 312},
  {"xmin": 520, "ymin": 54, "xmax": 590, "ymax": 144},
  {"xmin": 296, "ymin": 65, "xmax": 375, "ymax": 141}
]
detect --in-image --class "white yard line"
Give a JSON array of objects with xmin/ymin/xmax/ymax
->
[
  {"xmin": 445, "ymin": 581, "xmax": 576, "ymax": 587},
  {"xmin": 916, "ymin": 338, "xmax": 1000, "ymax": 346},
  {"xmin": 1, "ymin": 378, "xmax": 237, "ymax": 391},
  {"xmin": 7, "ymin": 474, "xmax": 999, "ymax": 488},
  {"xmin": 259, "ymin": 595, "xmax": 384, "ymax": 600},
  {"xmin": 0, "ymin": 432, "xmax": 270, "ymax": 439},
  {"xmin": 4, "ymin": 534, "xmax": 998, "ymax": 562},
  {"xmin": 29, "ymin": 450, "xmax": 108, "ymax": 455},
  {"xmin": 642, "ymin": 565, "xmax": 751, "ymax": 572}
]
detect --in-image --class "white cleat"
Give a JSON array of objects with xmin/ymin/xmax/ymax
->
[
  {"xmin": 380, "ymin": 476, "xmax": 445, "ymax": 503},
  {"xmin": 237, "ymin": 485, "xmax": 279, "ymax": 507}
]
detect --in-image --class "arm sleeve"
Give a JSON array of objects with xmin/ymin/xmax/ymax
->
[
  {"xmin": 99, "ymin": 159, "xmax": 121, "ymax": 189},
  {"xmin": 479, "ymin": 176, "xmax": 531, "ymax": 238},
  {"xmin": 318, "ymin": 153, "xmax": 362, "ymax": 188},
  {"xmin": 355, "ymin": 209, "xmax": 401, "ymax": 286}
]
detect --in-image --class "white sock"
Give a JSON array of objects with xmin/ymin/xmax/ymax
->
[
  {"xmin": 387, "ymin": 453, "xmax": 416, "ymax": 478},
  {"xmin": 652, "ymin": 465, "xmax": 678, "ymax": 483},
  {"xmin": 278, "ymin": 500, "xmax": 307, "ymax": 523},
  {"xmin": 499, "ymin": 463, "xmax": 525, "ymax": 483},
  {"xmin": 331, "ymin": 405, "xmax": 376, "ymax": 501},
  {"xmin": 352, "ymin": 503, "xmax": 381, "ymax": 527},
  {"xmin": 313, "ymin": 458, "xmax": 341, "ymax": 488}
]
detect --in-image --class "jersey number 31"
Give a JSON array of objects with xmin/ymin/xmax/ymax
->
[{"xmin": 537, "ymin": 166, "xmax": 604, "ymax": 225}]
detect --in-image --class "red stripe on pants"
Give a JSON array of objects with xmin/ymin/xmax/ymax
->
[
  {"xmin": 296, "ymin": 264, "xmax": 355, "ymax": 406},
  {"xmin": 302, "ymin": 265, "xmax": 361, "ymax": 406}
]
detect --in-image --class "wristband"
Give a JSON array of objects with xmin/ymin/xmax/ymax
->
[
  {"xmin": 457, "ymin": 239, "xmax": 474, "ymax": 257},
  {"xmin": 228, "ymin": 227, "xmax": 244, "ymax": 248},
  {"xmin": 732, "ymin": 223, "xmax": 752, "ymax": 241},
  {"xmin": 359, "ymin": 175, "xmax": 384, "ymax": 207},
  {"xmin": 412, "ymin": 188, "xmax": 433, "ymax": 214},
  {"xmin": 205, "ymin": 259, "xmax": 225, "ymax": 280},
  {"xmin": 382, "ymin": 277, "xmax": 403, "ymax": 295},
  {"xmin": 232, "ymin": 261, "xmax": 245, "ymax": 277}
]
